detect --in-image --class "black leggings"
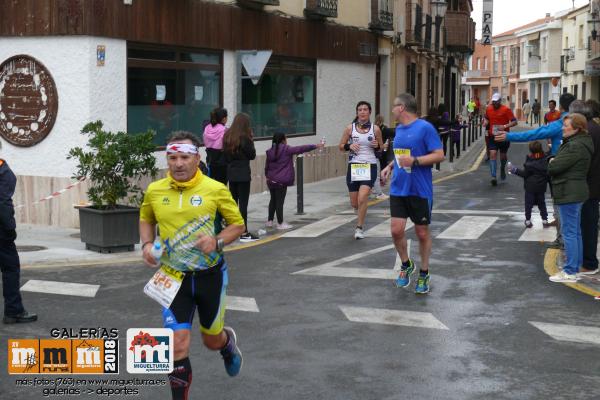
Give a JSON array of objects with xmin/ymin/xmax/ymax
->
[
  {"xmin": 229, "ymin": 181, "xmax": 251, "ymax": 231},
  {"xmin": 268, "ymin": 186, "xmax": 288, "ymax": 224}
]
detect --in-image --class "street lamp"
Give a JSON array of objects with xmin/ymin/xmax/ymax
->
[{"xmin": 430, "ymin": 0, "xmax": 448, "ymax": 19}]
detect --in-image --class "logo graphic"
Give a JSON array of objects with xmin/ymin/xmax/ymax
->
[
  {"xmin": 8, "ymin": 338, "xmax": 119, "ymax": 375},
  {"xmin": 162, "ymin": 197, "xmax": 170, "ymax": 205},
  {"xmin": 8, "ymin": 339, "xmax": 39, "ymax": 374},
  {"xmin": 189, "ymin": 195, "xmax": 202, "ymax": 207},
  {"xmin": 126, "ymin": 329, "xmax": 173, "ymax": 374},
  {"xmin": 40, "ymin": 339, "xmax": 71, "ymax": 374}
]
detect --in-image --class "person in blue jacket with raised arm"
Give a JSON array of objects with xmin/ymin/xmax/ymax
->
[
  {"xmin": 494, "ymin": 93, "xmax": 576, "ymax": 249},
  {"xmin": 494, "ymin": 93, "xmax": 575, "ymax": 156}
]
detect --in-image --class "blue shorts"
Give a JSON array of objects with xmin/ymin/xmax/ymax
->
[{"xmin": 346, "ymin": 163, "xmax": 378, "ymax": 192}]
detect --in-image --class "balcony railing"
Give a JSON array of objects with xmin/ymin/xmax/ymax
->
[
  {"xmin": 305, "ymin": 0, "xmax": 338, "ymax": 19},
  {"xmin": 237, "ymin": 0, "xmax": 280, "ymax": 6},
  {"xmin": 369, "ymin": 0, "xmax": 393, "ymax": 31},
  {"xmin": 445, "ymin": 10, "xmax": 475, "ymax": 53},
  {"xmin": 464, "ymin": 70, "xmax": 490, "ymax": 78},
  {"xmin": 528, "ymin": 58, "xmax": 540, "ymax": 74}
]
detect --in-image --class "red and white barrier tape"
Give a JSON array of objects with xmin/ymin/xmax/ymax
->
[{"xmin": 14, "ymin": 177, "xmax": 86, "ymax": 209}]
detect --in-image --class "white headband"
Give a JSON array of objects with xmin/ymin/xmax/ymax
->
[{"xmin": 166, "ymin": 143, "xmax": 199, "ymax": 154}]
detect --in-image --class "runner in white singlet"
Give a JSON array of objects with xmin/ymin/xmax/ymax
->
[{"xmin": 338, "ymin": 101, "xmax": 384, "ymax": 239}]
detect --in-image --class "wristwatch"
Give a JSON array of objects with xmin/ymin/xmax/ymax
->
[
  {"xmin": 216, "ymin": 237, "xmax": 225, "ymax": 252},
  {"xmin": 412, "ymin": 157, "xmax": 420, "ymax": 167}
]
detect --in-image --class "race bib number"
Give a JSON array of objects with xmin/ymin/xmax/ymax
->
[
  {"xmin": 143, "ymin": 265, "xmax": 185, "ymax": 308},
  {"xmin": 351, "ymin": 163, "xmax": 371, "ymax": 181},
  {"xmin": 394, "ymin": 148, "xmax": 412, "ymax": 172}
]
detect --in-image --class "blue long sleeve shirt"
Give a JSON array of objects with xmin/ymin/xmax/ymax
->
[{"xmin": 506, "ymin": 112, "xmax": 566, "ymax": 155}]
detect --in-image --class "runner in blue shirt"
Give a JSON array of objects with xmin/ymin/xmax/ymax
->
[{"xmin": 381, "ymin": 93, "xmax": 445, "ymax": 294}]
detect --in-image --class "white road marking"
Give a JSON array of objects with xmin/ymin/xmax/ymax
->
[
  {"xmin": 366, "ymin": 218, "xmax": 414, "ymax": 237},
  {"xmin": 340, "ymin": 306, "xmax": 449, "ymax": 330},
  {"xmin": 283, "ymin": 215, "xmax": 356, "ymax": 238},
  {"xmin": 226, "ymin": 296, "xmax": 259, "ymax": 312},
  {"xmin": 432, "ymin": 209, "xmax": 521, "ymax": 216},
  {"xmin": 436, "ymin": 216, "xmax": 498, "ymax": 240},
  {"xmin": 20, "ymin": 280, "xmax": 100, "ymax": 298},
  {"xmin": 339, "ymin": 209, "xmax": 522, "ymax": 216},
  {"xmin": 518, "ymin": 215, "xmax": 557, "ymax": 242},
  {"xmin": 529, "ymin": 321, "xmax": 600, "ymax": 345},
  {"xmin": 293, "ymin": 244, "xmax": 397, "ymax": 279}
]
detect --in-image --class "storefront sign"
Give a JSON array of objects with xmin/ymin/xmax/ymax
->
[
  {"xmin": 585, "ymin": 59, "xmax": 600, "ymax": 77},
  {"xmin": 482, "ymin": 0, "xmax": 493, "ymax": 45},
  {"xmin": 0, "ymin": 55, "xmax": 58, "ymax": 147}
]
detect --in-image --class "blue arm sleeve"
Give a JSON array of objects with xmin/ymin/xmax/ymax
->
[{"xmin": 506, "ymin": 120, "xmax": 561, "ymax": 142}]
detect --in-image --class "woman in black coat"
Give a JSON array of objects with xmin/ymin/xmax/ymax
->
[{"xmin": 223, "ymin": 113, "xmax": 257, "ymax": 242}]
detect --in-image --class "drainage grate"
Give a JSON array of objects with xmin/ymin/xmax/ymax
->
[{"xmin": 16, "ymin": 245, "xmax": 47, "ymax": 252}]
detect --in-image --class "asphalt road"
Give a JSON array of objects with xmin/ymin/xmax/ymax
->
[{"xmin": 1, "ymin": 141, "xmax": 599, "ymax": 400}]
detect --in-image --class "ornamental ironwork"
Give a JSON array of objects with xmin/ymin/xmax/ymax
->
[{"xmin": 0, "ymin": 55, "xmax": 59, "ymax": 147}]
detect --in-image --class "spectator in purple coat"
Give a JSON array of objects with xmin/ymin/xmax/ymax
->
[{"xmin": 264, "ymin": 133, "xmax": 324, "ymax": 230}]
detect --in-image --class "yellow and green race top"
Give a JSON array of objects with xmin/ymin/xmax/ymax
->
[{"xmin": 140, "ymin": 169, "xmax": 244, "ymax": 271}]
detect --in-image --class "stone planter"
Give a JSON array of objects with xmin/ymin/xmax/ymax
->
[{"xmin": 78, "ymin": 206, "xmax": 140, "ymax": 253}]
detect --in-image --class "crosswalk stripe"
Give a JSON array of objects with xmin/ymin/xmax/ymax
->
[
  {"xmin": 340, "ymin": 306, "xmax": 449, "ymax": 330},
  {"xmin": 436, "ymin": 216, "xmax": 498, "ymax": 240},
  {"xmin": 292, "ymin": 244, "xmax": 396, "ymax": 276},
  {"xmin": 297, "ymin": 266, "xmax": 396, "ymax": 279},
  {"xmin": 282, "ymin": 214, "xmax": 356, "ymax": 238},
  {"xmin": 529, "ymin": 321, "xmax": 600, "ymax": 345},
  {"xmin": 432, "ymin": 209, "xmax": 521, "ymax": 216},
  {"xmin": 21, "ymin": 280, "xmax": 100, "ymax": 298},
  {"xmin": 518, "ymin": 215, "xmax": 557, "ymax": 242},
  {"xmin": 226, "ymin": 296, "xmax": 259, "ymax": 312},
  {"xmin": 366, "ymin": 218, "xmax": 414, "ymax": 237}
]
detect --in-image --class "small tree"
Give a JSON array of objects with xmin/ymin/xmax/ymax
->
[{"xmin": 68, "ymin": 121, "xmax": 159, "ymax": 209}]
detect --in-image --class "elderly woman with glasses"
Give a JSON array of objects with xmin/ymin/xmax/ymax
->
[{"xmin": 547, "ymin": 113, "xmax": 594, "ymax": 283}]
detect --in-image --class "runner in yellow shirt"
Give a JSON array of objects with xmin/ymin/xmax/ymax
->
[{"xmin": 139, "ymin": 131, "xmax": 245, "ymax": 400}]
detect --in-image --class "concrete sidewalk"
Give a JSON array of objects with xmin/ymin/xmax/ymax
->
[{"xmin": 16, "ymin": 134, "xmax": 486, "ymax": 268}]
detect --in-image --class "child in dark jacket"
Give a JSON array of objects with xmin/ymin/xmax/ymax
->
[
  {"xmin": 264, "ymin": 133, "xmax": 323, "ymax": 230},
  {"xmin": 508, "ymin": 140, "xmax": 550, "ymax": 228}
]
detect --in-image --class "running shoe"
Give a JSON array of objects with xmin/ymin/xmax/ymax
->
[
  {"xmin": 276, "ymin": 222, "xmax": 293, "ymax": 230},
  {"xmin": 376, "ymin": 193, "xmax": 390, "ymax": 200},
  {"xmin": 415, "ymin": 273, "xmax": 430, "ymax": 294},
  {"xmin": 549, "ymin": 270, "xmax": 580, "ymax": 283},
  {"xmin": 491, "ymin": 178, "xmax": 497, "ymax": 186},
  {"xmin": 394, "ymin": 260, "xmax": 415, "ymax": 288},
  {"xmin": 578, "ymin": 268, "xmax": 599, "ymax": 276},
  {"xmin": 524, "ymin": 220, "xmax": 533, "ymax": 228},
  {"xmin": 220, "ymin": 327, "xmax": 243, "ymax": 377},
  {"xmin": 239, "ymin": 232, "xmax": 259, "ymax": 242},
  {"xmin": 354, "ymin": 227, "xmax": 365, "ymax": 240},
  {"xmin": 265, "ymin": 220, "xmax": 273, "ymax": 228},
  {"xmin": 542, "ymin": 220, "xmax": 550, "ymax": 227}
]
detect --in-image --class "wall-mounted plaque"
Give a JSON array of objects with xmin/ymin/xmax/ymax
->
[{"xmin": 0, "ymin": 55, "xmax": 59, "ymax": 147}]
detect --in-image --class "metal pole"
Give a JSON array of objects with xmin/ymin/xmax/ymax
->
[
  {"xmin": 295, "ymin": 154, "xmax": 305, "ymax": 215},
  {"xmin": 468, "ymin": 119, "xmax": 472, "ymax": 147},
  {"xmin": 449, "ymin": 133, "xmax": 454, "ymax": 163},
  {"xmin": 462, "ymin": 124, "xmax": 467, "ymax": 152},
  {"xmin": 479, "ymin": 117, "xmax": 483, "ymax": 138}
]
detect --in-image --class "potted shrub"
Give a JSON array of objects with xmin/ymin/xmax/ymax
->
[{"xmin": 68, "ymin": 121, "xmax": 158, "ymax": 253}]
